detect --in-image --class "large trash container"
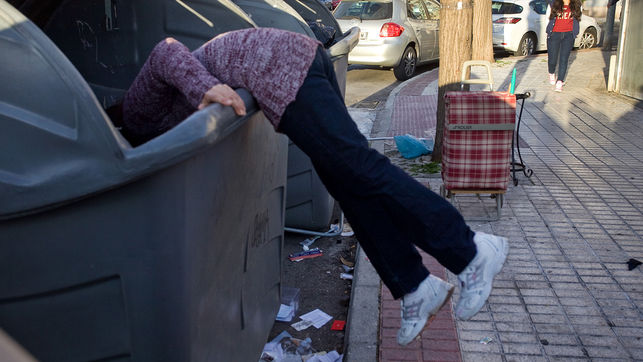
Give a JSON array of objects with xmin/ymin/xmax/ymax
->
[
  {"xmin": 235, "ymin": 0, "xmax": 359, "ymax": 230},
  {"xmin": 0, "ymin": 1, "xmax": 287, "ymax": 361}
]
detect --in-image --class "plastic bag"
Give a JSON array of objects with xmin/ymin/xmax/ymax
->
[{"xmin": 394, "ymin": 134, "xmax": 433, "ymax": 159}]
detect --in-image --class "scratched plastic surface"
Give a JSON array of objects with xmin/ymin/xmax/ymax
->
[{"xmin": 0, "ymin": 1, "xmax": 286, "ymax": 361}]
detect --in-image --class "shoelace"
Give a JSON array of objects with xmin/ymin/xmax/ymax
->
[
  {"xmin": 460, "ymin": 266, "xmax": 484, "ymax": 294},
  {"xmin": 401, "ymin": 298, "xmax": 423, "ymax": 320}
]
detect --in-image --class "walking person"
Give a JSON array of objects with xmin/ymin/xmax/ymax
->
[
  {"xmin": 110, "ymin": 27, "xmax": 509, "ymax": 346},
  {"xmin": 546, "ymin": 0, "xmax": 582, "ymax": 92}
]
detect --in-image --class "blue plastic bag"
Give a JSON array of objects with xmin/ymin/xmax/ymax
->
[{"xmin": 394, "ymin": 134, "xmax": 434, "ymax": 159}]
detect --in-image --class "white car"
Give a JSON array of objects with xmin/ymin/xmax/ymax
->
[{"xmin": 492, "ymin": 0, "xmax": 601, "ymax": 56}]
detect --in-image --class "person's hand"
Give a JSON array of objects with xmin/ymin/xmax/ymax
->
[{"xmin": 198, "ymin": 84, "xmax": 246, "ymax": 116}]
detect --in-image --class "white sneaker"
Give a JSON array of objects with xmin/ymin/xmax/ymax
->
[
  {"xmin": 455, "ymin": 232, "xmax": 509, "ymax": 320},
  {"xmin": 548, "ymin": 73, "xmax": 556, "ymax": 85},
  {"xmin": 397, "ymin": 275, "xmax": 454, "ymax": 346},
  {"xmin": 555, "ymin": 80, "xmax": 564, "ymax": 92}
]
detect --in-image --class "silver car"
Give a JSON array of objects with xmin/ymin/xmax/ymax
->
[{"xmin": 334, "ymin": 0, "xmax": 440, "ymax": 80}]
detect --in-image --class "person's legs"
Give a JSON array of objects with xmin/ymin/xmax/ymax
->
[
  {"xmin": 281, "ymin": 47, "xmax": 464, "ymax": 344},
  {"xmin": 547, "ymin": 32, "xmax": 562, "ymax": 76},
  {"xmin": 280, "ymin": 47, "xmax": 509, "ymax": 343},
  {"xmin": 279, "ymin": 48, "xmax": 477, "ymax": 298},
  {"xmin": 556, "ymin": 31, "xmax": 575, "ymax": 82}
]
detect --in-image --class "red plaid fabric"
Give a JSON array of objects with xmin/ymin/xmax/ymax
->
[{"xmin": 442, "ymin": 91, "xmax": 516, "ymax": 190}]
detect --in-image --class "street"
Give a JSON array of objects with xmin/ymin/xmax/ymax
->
[{"xmin": 345, "ymin": 62, "xmax": 440, "ymax": 108}]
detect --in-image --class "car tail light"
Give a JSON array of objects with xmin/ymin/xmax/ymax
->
[
  {"xmin": 380, "ymin": 23, "xmax": 404, "ymax": 37},
  {"xmin": 493, "ymin": 17, "xmax": 522, "ymax": 24}
]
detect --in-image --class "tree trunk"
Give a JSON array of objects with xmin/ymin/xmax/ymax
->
[
  {"xmin": 432, "ymin": 0, "xmax": 473, "ymax": 162},
  {"xmin": 472, "ymin": 0, "xmax": 494, "ymax": 62}
]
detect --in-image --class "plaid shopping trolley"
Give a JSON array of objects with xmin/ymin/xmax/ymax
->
[{"xmin": 440, "ymin": 91, "xmax": 516, "ymax": 220}]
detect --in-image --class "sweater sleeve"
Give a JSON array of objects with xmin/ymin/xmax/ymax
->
[{"xmin": 147, "ymin": 38, "xmax": 221, "ymax": 108}]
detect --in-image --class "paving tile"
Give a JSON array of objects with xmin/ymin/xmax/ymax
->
[
  {"xmin": 578, "ymin": 335, "xmax": 622, "ymax": 347},
  {"xmin": 584, "ymin": 346, "xmax": 631, "ymax": 359},
  {"xmin": 495, "ymin": 322, "xmax": 536, "ymax": 333},
  {"xmin": 505, "ymin": 355, "xmax": 547, "ymax": 362},
  {"xmin": 460, "ymin": 352, "xmax": 503, "ymax": 362},
  {"xmin": 537, "ymin": 333, "xmax": 578, "ymax": 346},
  {"xmin": 422, "ymin": 350, "xmax": 462, "ymax": 361},
  {"xmin": 612, "ymin": 327, "xmax": 643, "ymax": 337},
  {"xmin": 421, "ymin": 339, "xmax": 460, "ymax": 352},
  {"xmin": 576, "ymin": 326, "xmax": 620, "ymax": 336},
  {"xmin": 568, "ymin": 315, "xmax": 610, "ymax": 326},
  {"xmin": 492, "ymin": 313, "xmax": 531, "ymax": 323},
  {"xmin": 489, "ymin": 304, "xmax": 527, "ymax": 314},
  {"xmin": 497, "ymin": 332, "xmax": 539, "ymax": 344},
  {"xmin": 455, "ymin": 330, "xmax": 492, "ymax": 342},
  {"xmin": 459, "ymin": 340, "xmax": 502, "ymax": 353},
  {"xmin": 501, "ymin": 342, "xmax": 543, "ymax": 355},
  {"xmin": 526, "ymin": 305, "xmax": 565, "ymax": 315},
  {"xmin": 456, "ymin": 321, "xmax": 495, "ymax": 331},
  {"xmin": 533, "ymin": 323, "xmax": 575, "ymax": 335},
  {"xmin": 380, "ymin": 347, "xmax": 422, "ymax": 361},
  {"xmin": 543, "ymin": 345, "xmax": 587, "ymax": 357},
  {"xmin": 547, "ymin": 357, "xmax": 590, "ymax": 362},
  {"xmin": 608, "ymin": 317, "xmax": 643, "ymax": 328}
]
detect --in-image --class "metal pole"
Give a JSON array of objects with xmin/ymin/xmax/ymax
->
[{"xmin": 603, "ymin": 0, "xmax": 618, "ymax": 50}]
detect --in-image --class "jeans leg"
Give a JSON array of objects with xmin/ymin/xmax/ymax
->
[
  {"xmin": 557, "ymin": 32, "xmax": 574, "ymax": 82},
  {"xmin": 547, "ymin": 32, "xmax": 561, "ymax": 75},
  {"xmin": 279, "ymin": 48, "xmax": 476, "ymax": 298}
]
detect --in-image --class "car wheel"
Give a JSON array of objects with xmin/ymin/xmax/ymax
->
[
  {"xmin": 514, "ymin": 33, "xmax": 536, "ymax": 56},
  {"xmin": 393, "ymin": 46, "xmax": 417, "ymax": 81},
  {"xmin": 578, "ymin": 28, "xmax": 597, "ymax": 49}
]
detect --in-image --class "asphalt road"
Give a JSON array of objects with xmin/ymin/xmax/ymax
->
[{"xmin": 345, "ymin": 62, "xmax": 439, "ymax": 108}]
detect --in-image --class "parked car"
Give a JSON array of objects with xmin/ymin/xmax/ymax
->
[
  {"xmin": 492, "ymin": 0, "xmax": 601, "ymax": 56},
  {"xmin": 334, "ymin": 0, "xmax": 441, "ymax": 80}
]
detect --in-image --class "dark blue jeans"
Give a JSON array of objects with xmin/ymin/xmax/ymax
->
[
  {"xmin": 278, "ymin": 47, "xmax": 476, "ymax": 299},
  {"xmin": 547, "ymin": 31, "xmax": 574, "ymax": 82}
]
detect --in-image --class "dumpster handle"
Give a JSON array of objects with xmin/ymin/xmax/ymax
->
[
  {"xmin": 122, "ymin": 89, "xmax": 258, "ymax": 169},
  {"xmin": 328, "ymin": 27, "xmax": 360, "ymax": 58}
]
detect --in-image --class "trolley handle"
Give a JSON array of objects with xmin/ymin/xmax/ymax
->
[
  {"xmin": 460, "ymin": 60, "xmax": 493, "ymax": 91},
  {"xmin": 515, "ymin": 92, "xmax": 531, "ymax": 100}
]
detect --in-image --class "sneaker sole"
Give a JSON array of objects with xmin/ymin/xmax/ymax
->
[{"xmin": 399, "ymin": 285, "xmax": 455, "ymax": 346}]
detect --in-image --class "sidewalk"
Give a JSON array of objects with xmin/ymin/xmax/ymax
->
[{"xmin": 345, "ymin": 49, "xmax": 643, "ymax": 361}]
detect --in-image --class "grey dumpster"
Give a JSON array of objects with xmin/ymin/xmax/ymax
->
[
  {"xmin": 233, "ymin": 0, "xmax": 359, "ymax": 230},
  {"xmin": 0, "ymin": 1, "xmax": 287, "ymax": 361}
]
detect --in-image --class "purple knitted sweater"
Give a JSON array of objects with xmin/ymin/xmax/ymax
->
[{"xmin": 122, "ymin": 28, "xmax": 320, "ymax": 140}]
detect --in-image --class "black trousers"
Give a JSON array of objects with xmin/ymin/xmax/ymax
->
[{"xmin": 278, "ymin": 47, "xmax": 476, "ymax": 299}]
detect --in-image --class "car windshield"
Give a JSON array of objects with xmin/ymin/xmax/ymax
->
[
  {"xmin": 334, "ymin": 1, "xmax": 393, "ymax": 20},
  {"xmin": 491, "ymin": 1, "xmax": 524, "ymax": 14}
]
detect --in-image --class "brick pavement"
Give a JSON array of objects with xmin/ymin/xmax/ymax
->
[{"xmin": 348, "ymin": 49, "xmax": 643, "ymax": 362}]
